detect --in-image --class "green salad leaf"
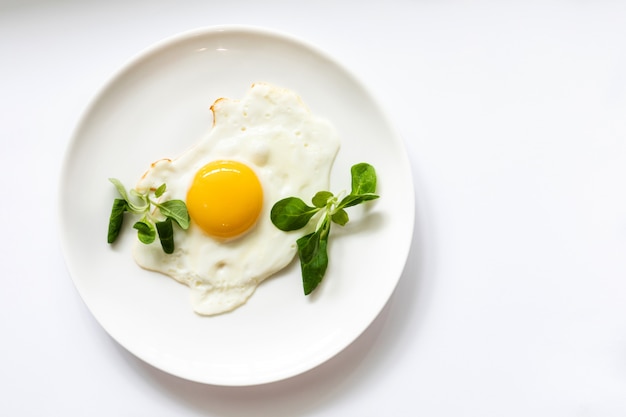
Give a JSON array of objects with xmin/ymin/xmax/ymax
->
[
  {"xmin": 107, "ymin": 198, "xmax": 128, "ymax": 244},
  {"xmin": 155, "ymin": 218, "xmax": 175, "ymax": 254},
  {"xmin": 107, "ymin": 179, "xmax": 190, "ymax": 254},
  {"xmin": 270, "ymin": 163, "xmax": 379, "ymax": 295},
  {"xmin": 156, "ymin": 199, "xmax": 191, "ymax": 229},
  {"xmin": 133, "ymin": 218, "xmax": 156, "ymax": 244},
  {"xmin": 270, "ymin": 197, "xmax": 319, "ymax": 231}
]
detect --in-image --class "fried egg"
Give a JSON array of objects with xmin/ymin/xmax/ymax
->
[{"xmin": 132, "ymin": 83, "xmax": 340, "ymax": 315}]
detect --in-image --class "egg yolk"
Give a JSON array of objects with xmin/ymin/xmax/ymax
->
[{"xmin": 186, "ymin": 160, "xmax": 263, "ymax": 239}]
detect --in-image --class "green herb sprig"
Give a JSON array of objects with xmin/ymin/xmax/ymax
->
[
  {"xmin": 270, "ymin": 163, "xmax": 379, "ymax": 295},
  {"xmin": 107, "ymin": 178, "xmax": 190, "ymax": 254}
]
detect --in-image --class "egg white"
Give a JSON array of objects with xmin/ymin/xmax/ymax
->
[{"xmin": 132, "ymin": 83, "xmax": 340, "ymax": 315}]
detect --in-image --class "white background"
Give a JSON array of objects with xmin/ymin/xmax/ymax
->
[{"xmin": 2, "ymin": 0, "xmax": 626, "ymax": 415}]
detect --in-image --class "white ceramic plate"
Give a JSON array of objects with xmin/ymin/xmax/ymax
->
[{"xmin": 59, "ymin": 26, "xmax": 414, "ymax": 386}]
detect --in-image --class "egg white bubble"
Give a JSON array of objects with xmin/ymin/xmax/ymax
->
[{"xmin": 132, "ymin": 83, "xmax": 340, "ymax": 316}]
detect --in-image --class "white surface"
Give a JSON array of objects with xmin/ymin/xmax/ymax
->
[
  {"xmin": 59, "ymin": 26, "xmax": 413, "ymax": 386},
  {"xmin": 2, "ymin": 0, "xmax": 626, "ymax": 414}
]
